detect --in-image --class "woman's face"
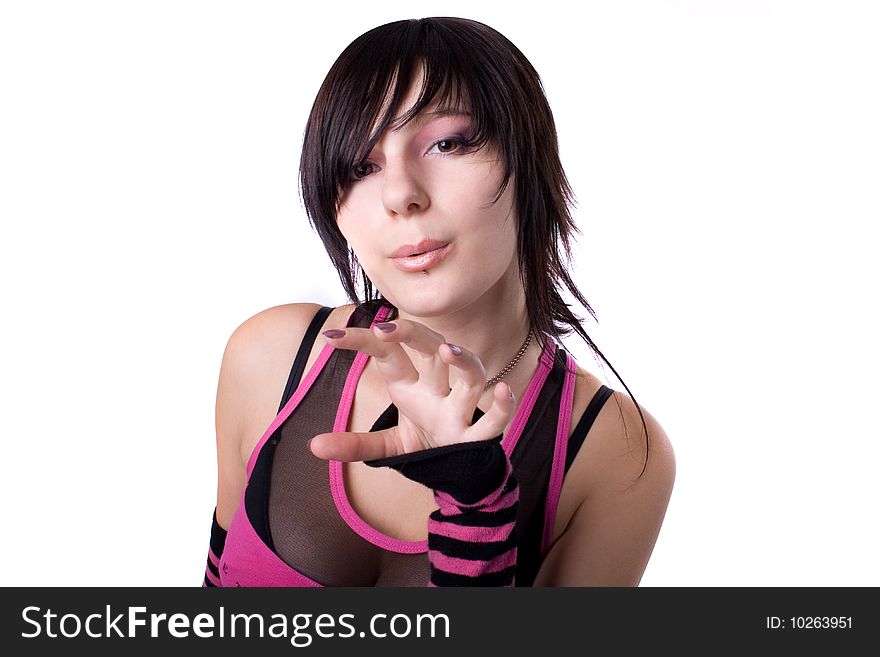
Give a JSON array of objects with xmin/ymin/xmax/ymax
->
[{"xmin": 336, "ymin": 75, "xmax": 519, "ymax": 318}]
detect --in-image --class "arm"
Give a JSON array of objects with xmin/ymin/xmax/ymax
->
[
  {"xmin": 533, "ymin": 396, "xmax": 676, "ymax": 586},
  {"xmin": 202, "ymin": 322, "xmax": 249, "ymax": 586},
  {"xmin": 203, "ymin": 303, "xmax": 325, "ymax": 585},
  {"xmin": 203, "ymin": 509, "xmax": 228, "ymax": 587},
  {"xmin": 309, "ymin": 317, "xmax": 522, "ymax": 586}
]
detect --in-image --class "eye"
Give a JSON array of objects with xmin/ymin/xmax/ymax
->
[
  {"xmin": 429, "ymin": 138, "xmax": 463, "ymax": 155},
  {"xmin": 348, "ymin": 136, "xmax": 472, "ymax": 183},
  {"xmin": 350, "ymin": 161, "xmax": 374, "ymax": 182}
]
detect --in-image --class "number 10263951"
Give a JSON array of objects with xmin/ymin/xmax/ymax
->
[{"xmin": 766, "ymin": 616, "xmax": 852, "ymax": 630}]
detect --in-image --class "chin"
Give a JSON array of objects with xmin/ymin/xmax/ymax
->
[{"xmin": 390, "ymin": 287, "xmax": 485, "ymax": 320}]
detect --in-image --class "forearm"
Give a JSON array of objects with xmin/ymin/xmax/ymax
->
[
  {"xmin": 366, "ymin": 435, "xmax": 519, "ymax": 587},
  {"xmin": 427, "ymin": 453, "xmax": 519, "ymax": 586}
]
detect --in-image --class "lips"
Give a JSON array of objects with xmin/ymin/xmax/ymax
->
[
  {"xmin": 389, "ymin": 239, "xmax": 450, "ymax": 258},
  {"xmin": 390, "ymin": 242, "xmax": 452, "ymax": 273}
]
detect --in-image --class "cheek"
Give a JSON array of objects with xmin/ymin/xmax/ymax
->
[
  {"xmin": 336, "ymin": 193, "xmax": 379, "ymax": 238},
  {"xmin": 335, "ymin": 205, "xmax": 363, "ymax": 240},
  {"xmin": 335, "ymin": 214, "xmax": 380, "ymax": 269},
  {"xmin": 467, "ymin": 181, "xmax": 516, "ymax": 238}
]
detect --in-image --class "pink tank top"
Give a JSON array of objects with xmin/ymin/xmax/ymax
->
[{"xmin": 217, "ymin": 300, "xmax": 612, "ymax": 586}]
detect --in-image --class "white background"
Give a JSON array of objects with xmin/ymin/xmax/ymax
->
[{"xmin": 1, "ymin": 0, "xmax": 877, "ymax": 586}]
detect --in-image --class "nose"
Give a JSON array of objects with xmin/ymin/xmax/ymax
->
[{"xmin": 380, "ymin": 156, "xmax": 430, "ymax": 218}]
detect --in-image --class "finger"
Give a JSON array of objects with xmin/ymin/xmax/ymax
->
[
  {"xmin": 370, "ymin": 318, "xmax": 450, "ymax": 394},
  {"xmin": 309, "ymin": 428, "xmax": 401, "ymax": 462},
  {"xmin": 463, "ymin": 381, "xmax": 517, "ymax": 443},
  {"xmin": 322, "ymin": 326, "xmax": 418, "ymax": 386},
  {"xmin": 438, "ymin": 340, "xmax": 488, "ymax": 410}
]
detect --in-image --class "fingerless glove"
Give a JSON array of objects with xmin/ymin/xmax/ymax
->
[
  {"xmin": 365, "ymin": 404, "xmax": 519, "ymax": 587},
  {"xmin": 202, "ymin": 508, "xmax": 227, "ymax": 587}
]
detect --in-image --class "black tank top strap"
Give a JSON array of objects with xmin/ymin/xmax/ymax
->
[
  {"xmin": 277, "ymin": 305, "xmax": 334, "ymax": 413},
  {"xmin": 563, "ymin": 384, "xmax": 615, "ymax": 474}
]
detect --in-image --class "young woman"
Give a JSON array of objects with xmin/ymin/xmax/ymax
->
[{"xmin": 203, "ymin": 17, "xmax": 675, "ymax": 587}]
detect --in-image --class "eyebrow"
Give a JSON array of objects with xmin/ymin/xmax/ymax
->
[
  {"xmin": 397, "ymin": 108, "xmax": 472, "ymax": 130},
  {"xmin": 363, "ymin": 108, "xmax": 472, "ymax": 155}
]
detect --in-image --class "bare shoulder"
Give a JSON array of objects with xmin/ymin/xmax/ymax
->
[
  {"xmin": 568, "ymin": 365, "xmax": 676, "ymax": 499},
  {"xmin": 534, "ymin": 365, "xmax": 676, "ymax": 585},
  {"xmin": 213, "ymin": 301, "xmax": 346, "ymax": 528},
  {"xmin": 221, "ymin": 302, "xmax": 358, "ymax": 453},
  {"xmin": 222, "ymin": 301, "xmax": 362, "ymax": 379}
]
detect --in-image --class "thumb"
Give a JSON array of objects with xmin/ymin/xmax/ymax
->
[{"xmin": 309, "ymin": 427, "xmax": 399, "ymax": 462}]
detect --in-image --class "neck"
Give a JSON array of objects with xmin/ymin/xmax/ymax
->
[{"xmin": 392, "ymin": 263, "xmax": 540, "ymax": 392}]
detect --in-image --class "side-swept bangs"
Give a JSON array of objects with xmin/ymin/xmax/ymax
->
[
  {"xmin": 297, "ymin": 17, "xmax": 653, "ymax": 481},
  {"xmin": 299, "ymin": 18, "xmax": 555, "ymax": 298}
]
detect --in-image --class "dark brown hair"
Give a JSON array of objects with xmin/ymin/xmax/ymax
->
[{"xmin": 298, "ymin": 17, "xmax": 651, "ymax": 479}]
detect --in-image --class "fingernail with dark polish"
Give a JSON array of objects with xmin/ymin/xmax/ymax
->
[
  {"xmin": 323, "ymin": 329, "xmax": 346, "ymax": 338},
  {"xmin": 447, "ymin": 343, "xmax": 462, "ymax": 356},
  {"xmin": 375, "ymin": 322, "xmax": 397, "ymax": 333}
]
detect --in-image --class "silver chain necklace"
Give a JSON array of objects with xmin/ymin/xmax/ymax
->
[{"xmin": 419, "ymin": 269, "xmax": 532, "ymax": 390}]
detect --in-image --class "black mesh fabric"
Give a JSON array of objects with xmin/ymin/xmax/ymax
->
[
  {"xmin": 247, "ymin": 299, "xmax": 576, "ymax": 587},
  {"xmin": 509, "ymin": 348, "xmax": 567, "ymax": 583}
]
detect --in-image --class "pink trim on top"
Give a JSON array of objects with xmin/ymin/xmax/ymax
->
[
  {"xmin": 222, "ymin": 488, "xmax": 324, "ymax": 587},
  {"xmin": 540, "ymin": 350, "xmax": 578, "ymax": 555},
  {"xmin": 329, "ymin": 306, "xmax": 557, "ymax": 555},
  {"xmin": 328, "ymin": 304, "xmax": 430, "ymax": 553},
  {"xmin": 244, "ymin": 339, "xmax": 337, "ymax": 479},
  {"xmin": 500, "ymin": 339, "xmax": 557, "ymax": 457}
]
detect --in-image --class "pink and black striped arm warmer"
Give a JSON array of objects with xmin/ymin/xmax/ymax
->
[
  {"xmin": 202, "ymin": 508, "xmax": 227, "ymax": 587},
  {"xmin": 366, "ymin": 431, "xmax": 519, "ymax": 587}
]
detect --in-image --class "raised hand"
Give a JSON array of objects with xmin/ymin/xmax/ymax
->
[{"xmin": 308, "ymin": 318, "xmax": 517, "ymax": 463}]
